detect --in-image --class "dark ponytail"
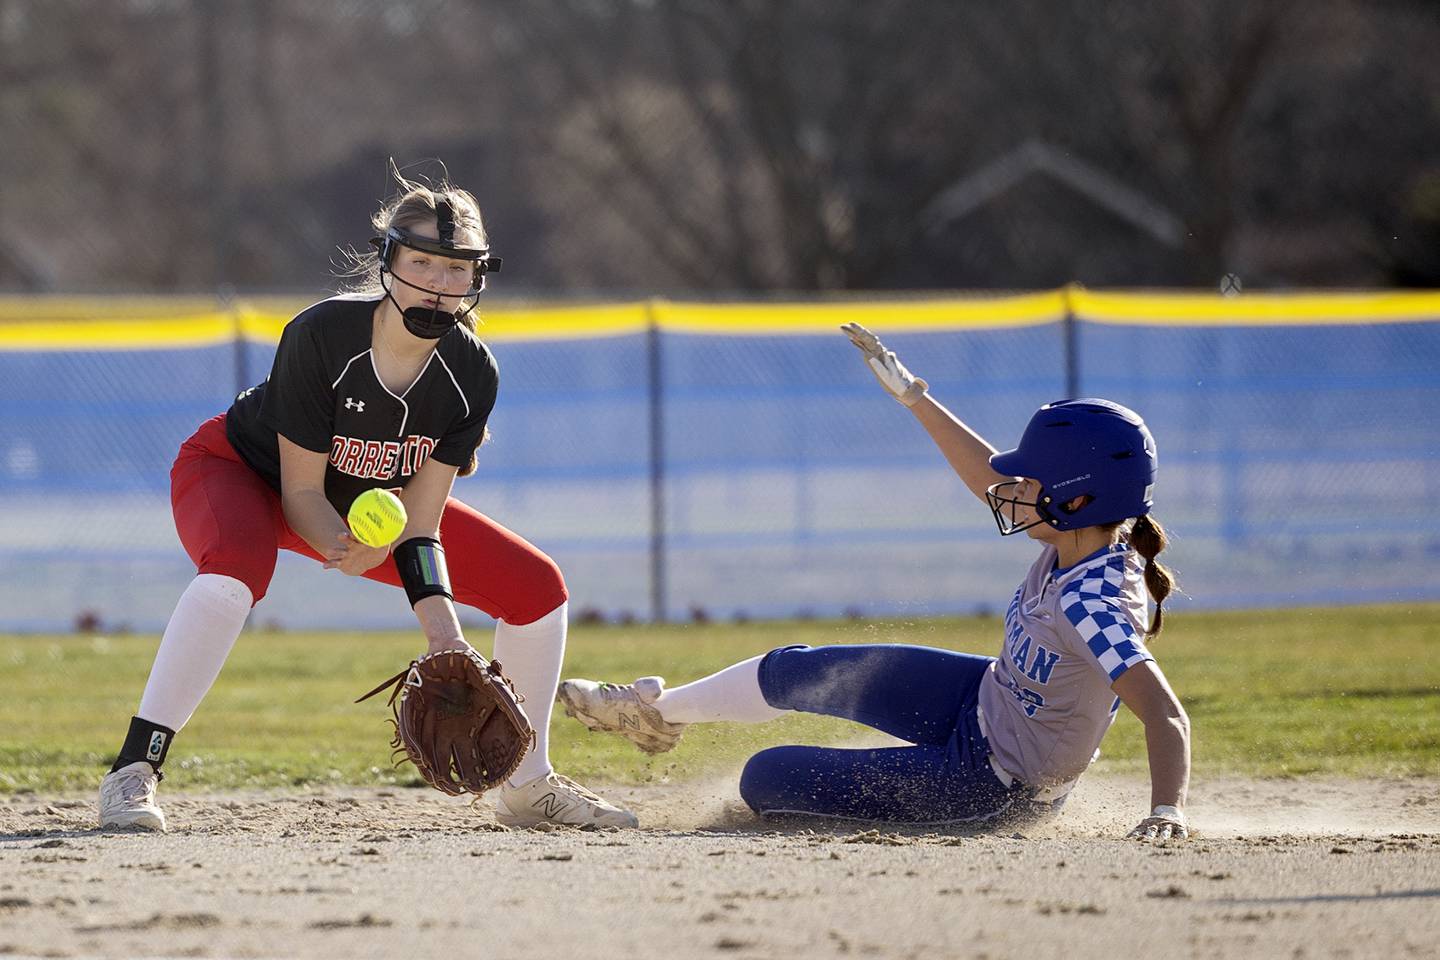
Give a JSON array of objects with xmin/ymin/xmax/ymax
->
[{"xmin": 1129, "ymin": 514, "xmax": 1176, "ymax": 640}]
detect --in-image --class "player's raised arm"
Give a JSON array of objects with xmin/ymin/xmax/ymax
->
[
  {"xmin": 841, "ymin": 322, "xmax": 1012, "ymax": 503},
  {"xmin": 1112, "ymin": 659, "xmax": 1192, "ymax": 841}
]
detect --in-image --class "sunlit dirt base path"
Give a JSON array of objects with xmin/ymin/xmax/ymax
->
[{"xmin": 2, "ymin": 775, "xmax": 1437, "ymax": 960}]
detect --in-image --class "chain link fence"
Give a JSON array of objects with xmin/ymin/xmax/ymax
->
[{"xmin": 3, "ymin": 294, "xmax": 1438, "ymax": 632}]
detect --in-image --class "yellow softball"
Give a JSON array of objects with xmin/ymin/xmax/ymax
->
[{"xmin": 347, "ymin": 488, "xmax": 408, "ymax": 548}]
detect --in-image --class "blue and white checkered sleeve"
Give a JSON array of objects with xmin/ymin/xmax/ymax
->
[{"xmin": 1060, "ymin": 575, "xmax": 1153, "ymax": 681}]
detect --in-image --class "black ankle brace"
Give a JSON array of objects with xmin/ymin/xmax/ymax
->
[{"xmin": 111, "ymin": 716, "xmax": 176, "ymax": 775}]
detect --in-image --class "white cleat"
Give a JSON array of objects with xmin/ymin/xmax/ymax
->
[
  {"xmin": 557, "ymin": 676, "xmax": 686, "ymax": 755},
  {"xmin": 98, "ymin": 761, "xmax": 167, "ymax": 832},
  {"xmin": 495, "ymin": 772, "xmax": 639, "ymax": 829}
]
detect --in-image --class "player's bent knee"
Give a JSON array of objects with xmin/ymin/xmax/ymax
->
[
  {"xmin": 754, "ymin": 644, "xmax": 814, "ymax": 710},
  {"xmin": 530, "ymin": 549, "xmax": 567, "ymax": 602},
  {"xmin": 502, "ymin": 552, "xmax": 569, "ymax": 625},
  {"xmin": 196, "ymin": 561, "xmax": 270, "ymax": 605},
  {"xmin": 738, "ymin": 747, "xmax": 795, "ymax": 814}
]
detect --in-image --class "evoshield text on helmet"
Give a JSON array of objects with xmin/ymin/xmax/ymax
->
[
  {"xmin": 985, "ymin": 398, "xmax": 1157, "ymax": 535},
  {"xmin": 370, "ymin": 197, "xmax": 503, "ymax": 339}
]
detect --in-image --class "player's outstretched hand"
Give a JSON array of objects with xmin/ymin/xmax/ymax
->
[
  {"xmin": 840, "ymin": 322, "xmax": 929, "ymax": 407},
  {"xmin": 323, "ymin": 531, "xmax": 391, "ymax": 577},
  {"xmin": 1126, "ymin": 805, "xmax": 1189, "ymax": 842}
]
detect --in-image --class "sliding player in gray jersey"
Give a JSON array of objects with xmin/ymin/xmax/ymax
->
[{"xmin": 557, "ymin": 323, "xmax": 1191, "ymax": 839}]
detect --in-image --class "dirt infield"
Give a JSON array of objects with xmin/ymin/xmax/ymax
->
[{"xmin": 2, "ymin": 775, "xmax": 1437, "ymax": 960}]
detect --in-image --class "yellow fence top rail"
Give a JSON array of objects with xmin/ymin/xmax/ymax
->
[
  {"xmin": 237, "ymin": 301, "xmax": 655, "ymax": 344},
  {"xmin": 652, "ymin": 291, "xmax": 1068, "ymax": 334},
  {"xmin": 1070, "ymin": 289, "xmax": 1440, "ymax": 326},
  {"xmin": 0, "ymin": 289, "xmax": 1436, "ymax": 349},
  {"xmin": 0, "ymin": 298, "xmax": 656, "ymax": 350}
]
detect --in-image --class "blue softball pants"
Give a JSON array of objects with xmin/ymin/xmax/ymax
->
[{"xmin": 740, "ymin": 644, "xmax": 1039, "ymax": 824}]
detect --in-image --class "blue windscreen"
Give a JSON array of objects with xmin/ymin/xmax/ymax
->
[{"xmin": 2, "ymin": 309, "xmax": 1436, "ymax": 631}]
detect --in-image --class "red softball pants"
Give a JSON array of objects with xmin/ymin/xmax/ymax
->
[{"xmin": 169, "ymin": 414, "xmax": 568, "ymax": 625}]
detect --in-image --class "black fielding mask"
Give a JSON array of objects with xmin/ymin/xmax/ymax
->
[
  {"xmin": 400, "ymin": 297, "xmax": 463, "ymax": 339},
  {"xmin": 370, "ymin": 196, "xmax": 503, "ymax": 340}
]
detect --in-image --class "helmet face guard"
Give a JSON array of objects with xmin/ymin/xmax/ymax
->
[
  {"xmin": 985, "ymin": 480, "xmax": 1054, "ymax": 536},
  {"xmin": 986, "ymin": 398, "xmax": 1157, "ymax": 535},
  {"xmin": 370, "ymin": 198, "xmax": 503, "ymax": 339}
]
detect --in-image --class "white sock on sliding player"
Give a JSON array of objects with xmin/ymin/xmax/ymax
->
[
  {"xmin": 651, "ymin": 655, "xmax": 789, "ymax": 725},
  {"xmin": 493, "ymin": 601, "xmax": 567, "ymax": 786},
  {"xmin": 136, "ymin": 574, "xmax": 253, "ymax": 731}
]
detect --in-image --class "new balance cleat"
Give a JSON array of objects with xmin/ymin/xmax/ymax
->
[
  {"xmin": 494, "ymin": 772, "xmax": 638, "ymax": 829},
  {"xmin": 557, "ymin": 676, "xmax": 686, "ymax": 755}
]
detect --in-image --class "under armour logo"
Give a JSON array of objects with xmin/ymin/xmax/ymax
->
[
  {"xmin": 345, "ymin": 397, "xmax": 365, "ymax": 412},
  {"xmin": 536, "ymin": 792, "xmax": 570, "ymax": 819}
]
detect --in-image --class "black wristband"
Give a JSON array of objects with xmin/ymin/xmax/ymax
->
[
  {"xmin": 112, "ymin": 715, "xmax": 176, "ymax": 774},
  {"xmin": 394, "ymin": 536, "xmax": 454, "ymax": 607}
]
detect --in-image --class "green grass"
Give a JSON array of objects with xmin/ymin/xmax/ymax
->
[{"xmin": 2, "ymin": 605, "xmax": 1437, "ymax": 793}]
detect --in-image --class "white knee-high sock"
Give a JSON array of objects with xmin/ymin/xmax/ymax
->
[
  {"xmin": 652, "ymin": 655, "xmax": 789, "ymax": 725},
  {"xmin": 136, "ymin": 574, "xmax": 253, "ymax": 731},
  {"xmin": 493, "ymin": 601, "xmax": 567, "ymax": 786}
]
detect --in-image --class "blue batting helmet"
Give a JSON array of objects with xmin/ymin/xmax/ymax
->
[{"xmin": 986, "ymin": 398, "xmax": 1157, "ymax": 534}]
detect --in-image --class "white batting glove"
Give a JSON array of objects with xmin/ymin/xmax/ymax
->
[
  {"xmin": 840, "ymin": 322, "xmax": 929, "ymax": 407},
  {"xmin": 1126, "ymin": 804, "xmax": 1189, "ymax": 842}
]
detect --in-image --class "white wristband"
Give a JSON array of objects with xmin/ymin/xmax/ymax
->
[{"xmin": 1152, "ymin": 804, "xmax": 1184, "ymax": 822}]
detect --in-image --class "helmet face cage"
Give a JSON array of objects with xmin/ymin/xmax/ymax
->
[
  {"xmin": 370, "ymin": 197, "xmax": 503, "ymax": 339},
  {"xmin": 985, "ymin": 480, "xmax": 1052, "ymax": 536}
]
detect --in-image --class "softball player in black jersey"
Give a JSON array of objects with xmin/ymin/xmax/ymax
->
[{"xmin": 99, "ymin": 171, "xmax": 637, "ymax": 831}]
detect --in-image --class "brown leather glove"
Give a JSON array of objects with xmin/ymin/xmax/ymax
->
[{"xmin": 358, "ymin": 648, "xmax": 534, "ymax": 796}]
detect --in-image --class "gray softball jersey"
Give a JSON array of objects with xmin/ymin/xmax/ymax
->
[{"xmin": 977, "ymin": 542, "xmax": 1154, "ymax": 791}]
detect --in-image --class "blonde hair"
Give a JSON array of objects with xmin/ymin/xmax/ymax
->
[
  {"xmin": 341, "ymin": 162, "xmax": 492, "ymax": 475},
  {"xmin": 340, "ymin": 161, "xmax": 490, "ymax": 335}
]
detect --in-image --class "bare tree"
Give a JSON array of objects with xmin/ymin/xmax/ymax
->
[
  {"xmin": 1, "ymin": 0, "xmax": 1435, "ymax": 292},
  {"xmin": 487, "ymin": 0, "xmax": 1439, "ymax": 291},
  {"xmin": 489, "ymin": 0, "xmax": 999, "ymax": 291}
]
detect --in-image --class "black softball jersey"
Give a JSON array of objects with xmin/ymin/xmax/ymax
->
[{"xmin": 226, "ymin": 295, "xmax": 498, "ymax": 514}]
